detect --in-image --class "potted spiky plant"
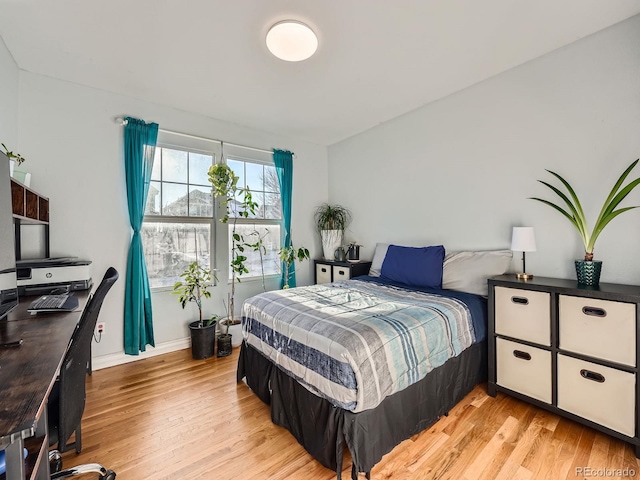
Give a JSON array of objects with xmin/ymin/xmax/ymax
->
[
  {"xmin": 173, "ymin": 261, "xmax": 220, "ymax": 359},
  {"xmin": 530, "ymin": 159, "xmax": 640, "ymax": 286},
  {"xmin": 314, "ymin": 204, "xmax": 351, "ymax": 260}
]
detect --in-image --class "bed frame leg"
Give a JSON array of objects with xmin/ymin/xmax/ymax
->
[{"xmin": 487, "ymin": 381, "xmax": 497, "ymax": 397}]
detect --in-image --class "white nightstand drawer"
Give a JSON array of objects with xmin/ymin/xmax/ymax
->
[
  {"xmin": 559, "ymin": 295, "xmax": 636, "ymax": 366},
  {"xmin": 496, "ymin": 338, "xmax": 551, "ymax": 403},
  {"xmin": 333, "ymin": 266, "xmax": 351, "ymax": 281},
  {"xmin": 316, "ymin": 264, "xmax": 332, "ymax": 284},
  {"xmin": 558, "ymin": 354, "xmax": 635, "ymax": 437},
  {"xmin": 495, "ymin": 287, "xmax": 551, "ymax": 346}
]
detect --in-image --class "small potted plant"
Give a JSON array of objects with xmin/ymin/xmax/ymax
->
[
  {"xmin": 314, "ymin": 204, "xmax": 351, "ymax": 260},
  {"xmin": 1, "ymin": 142, "xmax": 26, "ymax": 180},
  {"xmin": 346, "ymin": 241, "xmax": 363, "ymax": 263},
  {"xmin": 172, "ymin": 261, "xmax": 219, "ymax": 359},
  {"xmin": 530, "ymin": 159, "xmax": 640, "ymax": 286},
  {"xmin": 278, "ymin": 244, "xmax": 310, "ymax": 289}
]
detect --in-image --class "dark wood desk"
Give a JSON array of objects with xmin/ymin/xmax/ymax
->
[{"xmin": 0, "ymin": 292, "xmax": 89, "ymax": 480}]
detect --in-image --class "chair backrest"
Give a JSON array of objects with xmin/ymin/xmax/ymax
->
[{"xmin": 57, "ymin": 267, "xmax": 119, "ymax": 447}]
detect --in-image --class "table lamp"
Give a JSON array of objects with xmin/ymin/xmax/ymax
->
[{"xmin": 511, "ymin": 227, "xmax": 536, "ymax": 280}]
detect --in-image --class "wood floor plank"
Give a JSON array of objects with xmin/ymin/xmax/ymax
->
[{"xmin": 57, "ymin": 348, "xmax": 639, "ymax": 479}]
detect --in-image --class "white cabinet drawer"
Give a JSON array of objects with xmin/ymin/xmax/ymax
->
[
  {"xmin": 333, "ymin": 266, "xmax": 351, "ymax": 281},
  {"xmin": 559, "ymin": 295, "xmax": 636, "ymax": 366},
  {"xmin": 496, "ymin": 338, "xmax": 551, "ymax": 403},
  {"xmin": 316, "ymin": 264, "xmax": 332, "ymax": 284},
  {"xmin": 495, "ymin": 287, "xmax": 551, "ymax": 346},
  {"xmin": 557, "ymin": 354, "xmax": 635, "ymax": 437}
]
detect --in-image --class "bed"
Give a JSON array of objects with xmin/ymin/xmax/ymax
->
[{"xmin": 237, "ymin": 245, "xmax": 509, "ymax": 479}]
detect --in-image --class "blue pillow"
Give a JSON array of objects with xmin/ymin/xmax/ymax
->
[{"xmin": 380, "ymin": 245, "xmax": 445, "ymax": 288}]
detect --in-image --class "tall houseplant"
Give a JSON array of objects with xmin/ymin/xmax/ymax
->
[
  {"xmin": 530, "ymin": 159, "xmax": 640, "ymax": 285},
  {"xmin": 172, "ymin": 261, "xmax": 219, "ymax": 359},
  {"xmin": 208, "ymin": 163, "xmax": 257, "ymax": 344},
  {"xmin": 278, "ymin": 245, "xmax": 310, "ymax": 289},
  {"xmin": 314, "ymin": 204, "xmax": 351, "ymax": 260}
]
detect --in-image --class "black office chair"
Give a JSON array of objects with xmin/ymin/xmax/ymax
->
[{"xmin": 47, "ymin": 267, "xmax": 119, "ymax": 480}]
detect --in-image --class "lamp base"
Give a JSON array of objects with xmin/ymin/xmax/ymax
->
[{"xmin": 516, "ymin": 272, "xmax": 534, "ymax": 280}]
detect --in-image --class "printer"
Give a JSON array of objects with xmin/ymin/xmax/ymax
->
[{"xmin": 16, "ymin": 257, "xmax": 93, "ymax": 296}]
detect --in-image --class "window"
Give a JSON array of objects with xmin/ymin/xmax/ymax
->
[
  {"xmin": 141, "ymin": 135, "xmax": 282, "ymax": 289},
  {"xmin": 142, "ymin": 133, "xmax": 220, "ymax": 289},
  {"xmin": 224, "ymin": 147, "xmax": 282, "ymax": 280}
]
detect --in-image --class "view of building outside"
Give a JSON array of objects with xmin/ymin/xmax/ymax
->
[
  {"xmin": 142, "ymin": 222, "xmax": 211, "ymax": 288},
  {"xmin": 142, "ymin": 145, "xmax": 283, "ymax": 288},
  {"xmin": 143, "ymin": 147, "xmax": 214, "ymax": 288}
]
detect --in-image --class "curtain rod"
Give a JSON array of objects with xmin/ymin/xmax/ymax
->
[{"xmin": 114, "ymin": 117, "xmax": 294, "ymax": 158}]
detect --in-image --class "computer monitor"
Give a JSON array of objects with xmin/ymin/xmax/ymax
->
[{"xmin": 0, "ymin": 151, "xmax": 18, "ymax": 320}]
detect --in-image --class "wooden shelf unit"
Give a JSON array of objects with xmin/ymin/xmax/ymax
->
[{"xmin": 10, "ymin": 178, "xmax": 50, "ymax": 260}]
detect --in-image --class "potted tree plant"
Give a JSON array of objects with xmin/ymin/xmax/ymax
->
[
  {"xmin": 530, "ymin": 159, "xmax": 640, "ymax": 286},
  {"xmin": 208, "ymin": 163, "xmax": 258, "ymax": 350},
  {"xmin": 278, "ymin": 244, "xmax": 310, "ymax": 289},
  {"xmin": 172, "ymin": 261, "xmax": 220, "ymax": 359},
  {"xmin": 314, "ymin": 204, "xmax": 352, "ymax": 260}
]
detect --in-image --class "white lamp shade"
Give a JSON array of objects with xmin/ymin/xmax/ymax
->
[
  {"xmin": 266, "ymin": 21, "xmax": 318, "ymax": 62},
  {"xmin": 511, "ymin": 227, "xmax": 537, "ymax": 252}
]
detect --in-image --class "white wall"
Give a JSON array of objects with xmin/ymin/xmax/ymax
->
[
  {"xmin": 0, "ymin": 36, "xmax": 19, "ymax": 148},
  {"xmin": 17, "ymin": 72, "xmax": 328, "ymax": 362},
  {"xmin": 328, "ymin": 15, "xmax": 640, "ymax": 285}
]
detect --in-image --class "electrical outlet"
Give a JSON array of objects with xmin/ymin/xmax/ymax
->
[{"xmin": 97, "ymin": 322, "xmax": 105, "ymax": 334}]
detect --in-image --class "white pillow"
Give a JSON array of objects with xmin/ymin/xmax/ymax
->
[
  {"xmin": 368, "ymin": 243, "xmax": 390, "ymax": 277},
  {"xmin": 442, "ymin": 250, "xmax": 512, "ymax": 296}
]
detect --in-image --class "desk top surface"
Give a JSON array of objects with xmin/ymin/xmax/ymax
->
[{"xmin": 0, "ymin": 291, "xmax": 89, "ymax": 439}]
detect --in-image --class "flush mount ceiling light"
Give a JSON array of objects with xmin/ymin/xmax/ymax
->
[{"xmin": 266, "ymin": 21, "xmax": 318, "ymax": 62}]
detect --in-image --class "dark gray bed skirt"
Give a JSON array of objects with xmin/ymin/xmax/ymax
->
[{"xmin": 237, "ymin": 341, "xmax": 487, "ymax": 479}]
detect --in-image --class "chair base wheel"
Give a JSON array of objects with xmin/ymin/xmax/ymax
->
[
  {"xmin": 100, "ymin": 470, "xmax": 116, "ymax": 480},
  {"xmin": 48, "ymin": 450, "xmax": 63, "ymax": 473}
]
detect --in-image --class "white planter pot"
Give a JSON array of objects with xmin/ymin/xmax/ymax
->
[
  {"xmin": 13, "ymin": 169, "xmax": 31, "ymax": 187},
  {"xmin": 9, "ymin": 160, "xmax": 14, "ymax": 178},
  {"xmin": 219, "ymin": 318, "xmax": 243, "ymax": 348},
  {"xmin": 321, "ymin": 230, "xmax": 343, "ymax": 261}
]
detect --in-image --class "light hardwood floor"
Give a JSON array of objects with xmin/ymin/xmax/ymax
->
[{"xmin": 62, "ymin": 348, "xmax": 640, "ymax": 479}]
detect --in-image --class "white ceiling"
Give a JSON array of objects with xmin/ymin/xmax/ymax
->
[{"xmin": 1, "ymin": 1, "xmax": 640, "ymax": 146}]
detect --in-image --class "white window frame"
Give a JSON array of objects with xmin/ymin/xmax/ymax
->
[
  {"xmin": 218, "ymin": 145, "xmax": 283, "ymax": 282},
  {"xmin": 143, "ymin": 132, "xmax": 221, "ymax": 291}
]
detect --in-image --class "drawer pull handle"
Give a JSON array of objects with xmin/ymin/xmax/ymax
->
[
  {"xmin": 513, "ymin": 350, "xmax": 531, "ymax": 361},
  {"xmin": 321, "ymin": 268, "xmax": 327, "ymax": 273},
  {"xmin": 338, "ymin": 270, "xmax": 345, "ymax": 275},
  {"xmin": 511, "ymin": 296, "xmax": 529, "ymax": 305},
  {"xmin": 580, "ymin": 369, "xmax": 605, "ymax": 383},
  {"xmin": 582, "ymin": 306, "xmax": 606, "ymax": 317}
]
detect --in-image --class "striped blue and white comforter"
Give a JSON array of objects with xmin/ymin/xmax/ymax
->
[{"xmin": 241, "ymin": 279, "xmax": 478, "ymax": 413}]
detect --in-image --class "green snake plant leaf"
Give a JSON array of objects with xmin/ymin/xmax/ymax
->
[
  {"xmin": 598, "ymin": 176, "xmax": 640, "ymax": 221},
  {"xmin": 545, "ymin": 170, "xmax": 588, "ymax": 232},
  {"xmin": 587, "ymin": 206, "xmax": 638, "ymax": 253},
  {"xmin": 537, "ymin": 180, "xmax": 588, "ymax": 240},
  {"xmin": 529, "ymin": 197, "xmax": 586, "ymax": 249},
  {"xmin": 593, "ymin": 159, "xmax": 639, "ymax": 227}
]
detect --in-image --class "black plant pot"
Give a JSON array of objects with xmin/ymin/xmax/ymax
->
[
  {"xmin": 189, "ymin": 320, "xmax": 217, "ymax": 360},
  {"xmin": 575, "ymin": 260, "xmax": 603, "ymax": 287},
  {"xmin": 217, "ymin": 333, "xmax": 232, "ymax": 358}
]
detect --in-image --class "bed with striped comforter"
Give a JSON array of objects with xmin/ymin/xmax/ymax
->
[{"xmin": 241, "ymin": 277, "xmax": 483, "ymax": 413}]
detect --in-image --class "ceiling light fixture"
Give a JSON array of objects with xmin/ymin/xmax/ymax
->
[{"xmin": 266, "ymin": 21, "xmax": 318, "ymax": 62}]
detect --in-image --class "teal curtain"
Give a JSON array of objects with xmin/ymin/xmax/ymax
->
[
  {"xmin": 273, "ymin": 149, "xmax": 294, "ymax": 288},
  {"xmin": 123, "ymin": 117, "xmax": 158, "ymax": 355}
]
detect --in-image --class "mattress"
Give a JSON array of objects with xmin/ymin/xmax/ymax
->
[{"xmin": 241, "ymin": 276, "xmax": 487, "ymax": 413}]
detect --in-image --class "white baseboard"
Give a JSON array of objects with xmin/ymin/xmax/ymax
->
[{"xmin": 92, "ymin": 337, "xmax": 190, "ymax": 371}]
